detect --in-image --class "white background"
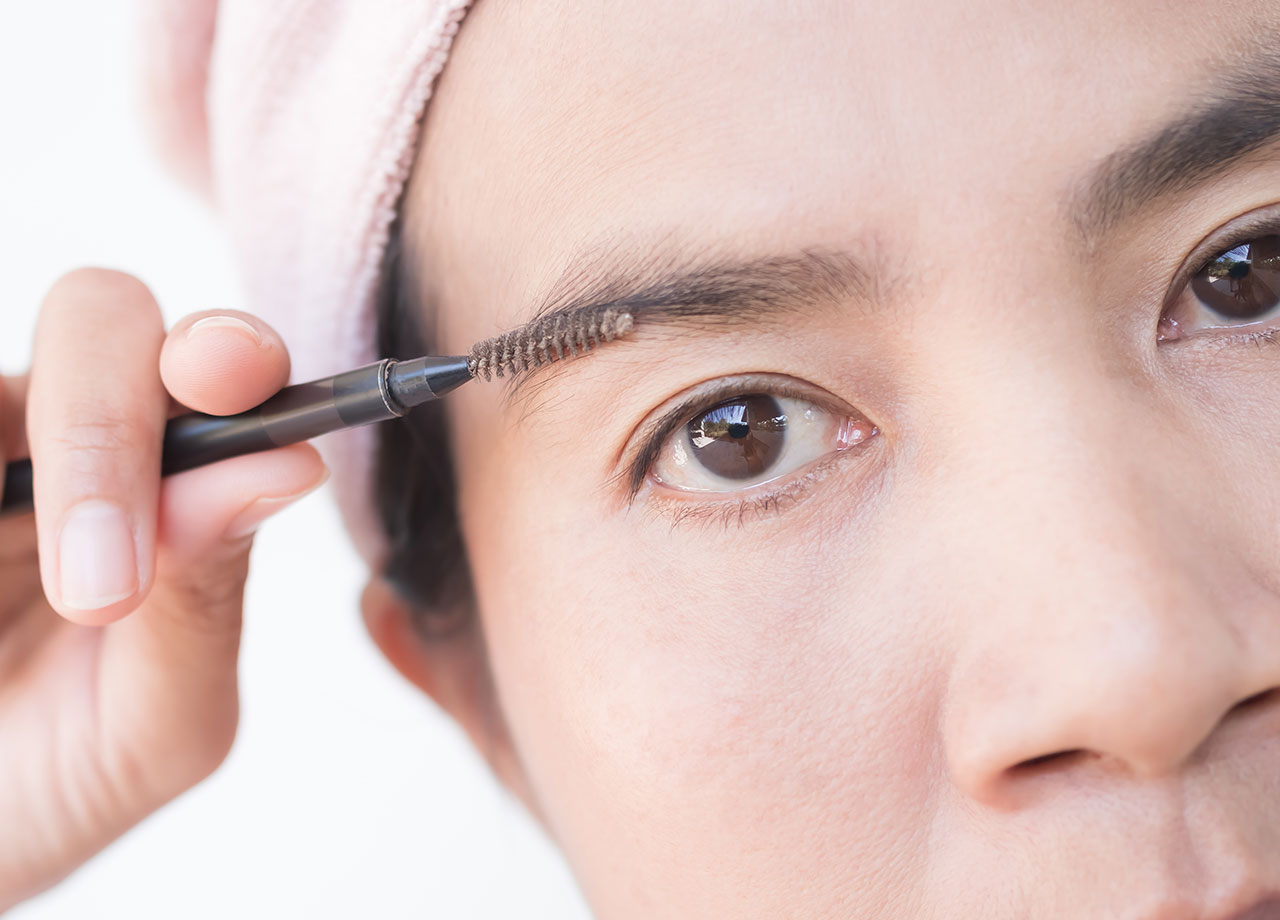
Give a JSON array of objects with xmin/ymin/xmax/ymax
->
[{"xmin": 1, "ymin": 4, "xmax": 592, "ymax": 918}]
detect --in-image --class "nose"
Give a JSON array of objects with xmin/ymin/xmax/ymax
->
[{"xmin": 937, "ymin": 390, "xmax": 1280, "ymax": 806}]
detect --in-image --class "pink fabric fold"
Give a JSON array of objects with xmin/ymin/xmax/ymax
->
[{"xmin": 140, "ymin": 0, "xmax": 475, "ymax": 571}]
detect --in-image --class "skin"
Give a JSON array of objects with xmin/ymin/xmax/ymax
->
[
  {"xmin": 0, "ymin": 275, "xmax": 326, "ymax": 909},
  {"xmin": 362, "ymin": 0, "xmax": 1280, "ymax": 916},
  {"xmin": 6, "ymin": 0, "xmax": 1280, "ymax": 916}
]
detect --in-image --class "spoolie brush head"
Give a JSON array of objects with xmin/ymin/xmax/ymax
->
[{"xmin": 467, "ymin": 307, "xmax": 635, "ymax": 381}]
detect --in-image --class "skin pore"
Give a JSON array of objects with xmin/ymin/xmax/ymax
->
[{"xmin": 359, "ymin": 0, "xmax": 1280, "ymax": 916}]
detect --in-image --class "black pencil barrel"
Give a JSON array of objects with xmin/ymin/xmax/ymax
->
[{"xmin": 0, "ymin": 358, "xmax": 421, "ymax": 516}]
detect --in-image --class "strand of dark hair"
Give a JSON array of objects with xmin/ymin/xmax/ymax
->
[{"xmin": 372, "ymin": 214, "xmax": 473, "ymax": 635}]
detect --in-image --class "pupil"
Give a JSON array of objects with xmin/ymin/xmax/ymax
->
[
  {"xmin": 1190, "ymin": 235, "xmax": 1280, "ymax": 320},
  {"xmin": 687, "ymin": 394, "xmax": 786, "ymax": 480}
]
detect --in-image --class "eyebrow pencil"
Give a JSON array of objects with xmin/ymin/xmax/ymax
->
[{"xmin": 0, "ymin": 308, "xmax": 633, "ymax": 516}]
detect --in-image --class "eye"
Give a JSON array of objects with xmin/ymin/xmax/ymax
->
[
  {"xmin": 650, "ymin": 392, "xmax": 874, "ymax": 494},
  {"xmin": 1161, "ymin": 229, "xmax": 1280, "ymax": 340},
  {"xmin": 1190, "ymin": 235, "xmax": 1280, "ymax": 320}
]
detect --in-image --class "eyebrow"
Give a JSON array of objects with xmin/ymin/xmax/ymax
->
[
  {"xmin": 511, "ymin": 45, "xmax": 1280, "ymax": 387},
  {"xmin": 500, "ymin": 245, "xmax": 882, "ymax": 395},
  {"xmin": 530, "ymin": 244, "xmax": 882, "ymax": 331},
  {"xmin": 1068, "ymin": 44, "xmax": 1280, "ymax": 245}
]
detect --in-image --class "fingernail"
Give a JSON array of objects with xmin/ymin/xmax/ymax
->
[
  {"xmin": 223, "ymin": 470, "xmax": 329, "ymax": 541},
  {"xmin": 58, "ymin": 500, "xmax": 139, "ymax": 610},
  {"xmin": 186, "ymin": 315, "xmax": 262, "ymax": 346}
]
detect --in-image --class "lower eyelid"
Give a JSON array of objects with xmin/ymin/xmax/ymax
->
[
  {"xmin": 636, "ymin": 420, "xmax": 880, "ymax": 528},
  {"xmin": 1159, "ymin": 316, "xmax": 1280, "ymax": 352},
  {"xmin": 635, "ymin": 441, "xmax": 872, "ymax": 528},
  {"xmin": 1186, "ymin": 324, "xmax": 1280, "ymax": 352}
]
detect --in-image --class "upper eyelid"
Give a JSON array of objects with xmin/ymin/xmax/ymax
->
[{"xmin": 1165, "ymin": 201, "xmax": 1280, "ymax": 309}]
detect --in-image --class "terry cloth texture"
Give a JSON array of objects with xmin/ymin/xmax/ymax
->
[{"xmin": 140, "ymin": 0, "xmax": 476, "ymax": 571}]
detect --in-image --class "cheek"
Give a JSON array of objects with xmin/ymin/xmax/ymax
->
[{"xmin": 454, "ymin": 411, "xmax": 943, "ymax": 910}]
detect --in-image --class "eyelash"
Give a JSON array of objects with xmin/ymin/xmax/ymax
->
[
  {"xmin": 1187, "ymin": 326, "xmax": 1280, "ymax": 353},
  {"xmin": 623, "ymin": 208, "xmax": 1280, "ymax": 527}
]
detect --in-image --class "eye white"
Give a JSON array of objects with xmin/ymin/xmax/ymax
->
[{"xmin": 651, "ymin": 394, "xmax": 872, "ymax": 494}]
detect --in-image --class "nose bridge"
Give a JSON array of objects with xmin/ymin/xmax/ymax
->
[{"xmin": 924, "ymin": 346, "xmax": 1275, "ymax": 801}]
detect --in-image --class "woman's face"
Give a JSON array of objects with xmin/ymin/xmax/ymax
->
[{"xmin": 396, "ymin": 0, "xmax": 1280, "ymax": 914}]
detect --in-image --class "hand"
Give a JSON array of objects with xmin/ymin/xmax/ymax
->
[{"xmin": 0, "ymin": 269, "xmax": 328, "ymax": 909}]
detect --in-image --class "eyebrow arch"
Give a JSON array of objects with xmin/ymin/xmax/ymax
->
[
  {"xmin": 534, "ymin": 245, "xmax": 881, "ymax": 326},
  {"xmin": 1069, "ymin": 44, "xmax": 1280, "ymax": 247}
]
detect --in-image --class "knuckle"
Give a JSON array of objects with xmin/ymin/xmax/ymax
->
[
  {"xmin": 155, "ymin": 556, "xmax": 250, "ymax": 636},
  {"xmin": 46, "ymin": 412, "xmax": 154, "ymax": 459}
]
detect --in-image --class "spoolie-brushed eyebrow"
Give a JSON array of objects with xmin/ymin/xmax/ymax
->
[
  {"xmin": 467, "ymin": 306, "xmax": 634, "ymax": 380},
  {"xmin": 472, "ymin": 239, "xmax": 892, "ymax": 406}
]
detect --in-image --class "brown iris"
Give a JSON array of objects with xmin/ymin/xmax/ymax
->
[
  {"xmin": 1190, "ymin": 234, "xmax": 1280, "ymax": 319},
  {"xmin": 686, "ymin": 394, "xmax": 787, "ymax": 480}
]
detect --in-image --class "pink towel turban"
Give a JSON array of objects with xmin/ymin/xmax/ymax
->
[{"xmin": 140, "ymin": 0, "xmax": 476, "ymax": 571}]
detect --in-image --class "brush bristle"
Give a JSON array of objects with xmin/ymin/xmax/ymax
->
[{"xmin": 467, "ymin": 307, "xmax": 634, "ymax": 381}]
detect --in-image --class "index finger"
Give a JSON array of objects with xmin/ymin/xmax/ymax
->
[{"xmin": 26, "ymin": 269, "xmax": 169, "ymax": 624}]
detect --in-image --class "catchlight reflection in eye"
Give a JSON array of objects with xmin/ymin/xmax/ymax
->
[{"xmin": 651, "ymin": 393, "xmax": 874, "ymax": 494}]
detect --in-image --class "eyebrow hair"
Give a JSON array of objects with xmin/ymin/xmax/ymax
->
[
  {"xmin": 1069, "ymin": 44, "xmax": 1280, "ymax": 246},
  {"xmin": 498, "ymin": 245, "xmax": 884, "ymax": 394},
  {"xmin": 530, "ymin": 244, "xmax": 882, "ymax": 328}
]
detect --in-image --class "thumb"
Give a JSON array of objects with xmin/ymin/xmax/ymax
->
[{"xmin": 97, "ymin": 442, "xmax": 327, "ymax": 790}]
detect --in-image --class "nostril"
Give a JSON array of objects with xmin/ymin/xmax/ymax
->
[
  {"xmin": 1013, "ymin": 748, "xmax": 1091, "ymax": 774},
  {"xmin": 1231, "ymin": 687, "xmax": 1279, "ymax": 713}
]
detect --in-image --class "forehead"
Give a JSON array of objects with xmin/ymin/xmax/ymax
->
[{"xmin": 413, "ymin": 0, "xmax": 1276, "ymax": 332}]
